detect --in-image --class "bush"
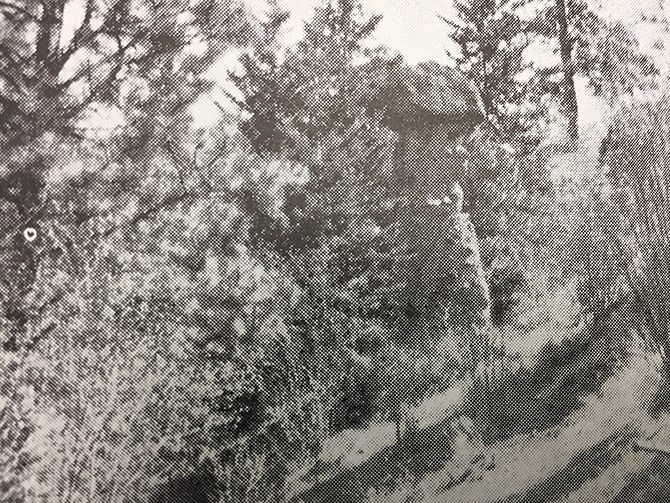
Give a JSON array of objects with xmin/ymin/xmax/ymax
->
[
  {"xmin": 0, "ymin": 234, "xmax": 329, "ymax": 502},
  {"xmin": 372, "ymin": 336, "xmax": 460, "ymax": 441},
  {"xmin": 599, "ymin": 94, "xmax": 670, "ymax": 360},
  {"xmin": 480, "ymin": 238, "xmax": 526, "ymax": 325}
]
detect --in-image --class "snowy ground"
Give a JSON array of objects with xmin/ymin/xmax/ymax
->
[{"xmin": 286, "ymin": 306, "xmax": 669, "ymax": 503}]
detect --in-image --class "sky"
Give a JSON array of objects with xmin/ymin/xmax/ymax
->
[
  {"xmin": 62, "ymin": 0, "xmax": 670, "ymax": 76},
  {"xmin": 270, "ymin": 0, "xmax": 670, "ymax": 65},
  {"xmin": 273, "ymin": 0, "xmax": 460, "ymax": 65},
  {"xmin": 192, "ymin": 0, "xmax": 670, "ymax": 127},
  {"xmin": 64, "ymin": 0, "xmax": 670, "ymax": 129}
]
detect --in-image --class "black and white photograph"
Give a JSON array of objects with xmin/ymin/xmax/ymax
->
[{"xmin": 2, "ymin": 0, "xmax": 670, "ymax": 501}]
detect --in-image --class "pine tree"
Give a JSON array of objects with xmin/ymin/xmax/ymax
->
[
  {"xmin": 232, "ymin": 0, "xmax": 400, "ymax": 315},
  {"xmin": 444, "ymin": 0, "xmax": 550, "ymax": 147},
  {"xmin": 231, "ymin": 0, "xmax": 410, "ymax": 430},
  {"xmin": 446, "ymin": 0, "xmax": 658, "ymax": 149},
  {"xmin": 556, "ymin": 0, "xmax": 579, "ymax": 146}
]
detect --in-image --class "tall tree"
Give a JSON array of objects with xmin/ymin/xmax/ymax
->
[
  {"xmin": 446, "ymin": 0, "xmax": 658, "ymax": 149},
  {"xmin": 556, "ymin": 0, "xmax": 579, "ymax": 146},
  {"xmin": 0, "ymin": 0, "xmax": 257, "ymax": 350},
  {"xmin": 231, "ymin": 0, "xmax": 397, "ymax": 310},
  {"xmin": 231, "ymin": 0, "xmax": 410, "ymax": 430},
  {"xmin": 445, "ymin": 0, "xmax": 553, "ymax": 148}
]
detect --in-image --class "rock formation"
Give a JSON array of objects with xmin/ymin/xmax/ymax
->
[
  {"xmin": 400, "ymin": 204, "xmax": 490, "ymax": 330},
  {"xmin": 377, "ymin": 61, "xmax": 491, "ymax": 338}
]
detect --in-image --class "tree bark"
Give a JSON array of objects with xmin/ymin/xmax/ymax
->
[{"xmin": 556, "ymin": 0, "xmax": 579, "ymax": 148}]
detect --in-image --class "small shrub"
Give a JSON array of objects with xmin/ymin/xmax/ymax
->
[{"xmin": 372, "ymin": 337, "xmax": 459, "ymax": 442}]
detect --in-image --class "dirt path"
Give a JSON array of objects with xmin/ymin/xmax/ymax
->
[
  {"xmin": 284, "ymin": 382, "xmax": 470, "ymax": 503},
  {"xmin": 407, "ymin": 353, "xmax": 662, "ymax": 503},
  {"xmin": 288, "ymin": 328, "xmax": 668, "ymax": 503}
]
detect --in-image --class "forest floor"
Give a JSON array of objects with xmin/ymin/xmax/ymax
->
[{"xmin": 285, "ymin": 301, "xmax": 670, "ymax": 503}]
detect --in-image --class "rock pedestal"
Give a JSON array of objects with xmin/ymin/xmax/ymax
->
[
  {"xmin": 399, "ymin": 204, "xmax": 490, "ymax": 336},
  {"xmin": 376, "ymin": 62, "xmax": 491, "ymax": 341}
]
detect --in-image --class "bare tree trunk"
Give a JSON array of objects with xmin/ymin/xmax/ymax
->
[
  {"xmin": 339, "ymin": 0, "xmax": 352, "ymax": 117},
  {"xmin": 556, "ymin": 0, "xmax": 579, "ymax": 148}
]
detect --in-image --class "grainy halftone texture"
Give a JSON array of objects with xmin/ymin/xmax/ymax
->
[{"xmin": 2, "ymin": 0, "xmax": 670, "ymax": 502}]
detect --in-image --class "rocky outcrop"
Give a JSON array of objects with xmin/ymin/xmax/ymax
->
[
  {"xmin": 400, "ymin": 203, "xmax": 491, "ymax": 332},
  {"xmin": 381, "ymin": 62, "xmax": 490, "ymax": 336}
]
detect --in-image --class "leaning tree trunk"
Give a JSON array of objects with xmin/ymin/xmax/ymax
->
[{"xmin": 556, "ymin": 0, "xmax": 579, "ymax": 148}]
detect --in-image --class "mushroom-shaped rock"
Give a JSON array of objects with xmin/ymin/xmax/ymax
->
[
  {"xmin": 364, "ymin": 58, "xmax": 485, "ymax": 135},
  {"xmin": 366, "ymin": 60, "xmax": 486, "ymax": 198},
  {"xmin": 385, "ymin": 61, "xmax": 486, "ymax": 133},
  {"xmin": 369, "ymin": 60, "xmax": 491, "ymax": 333}
]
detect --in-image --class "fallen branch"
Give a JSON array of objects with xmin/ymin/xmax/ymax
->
[{"xmin": 634, "ymin": 439, "xmax": 670, "ymax": 456}]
